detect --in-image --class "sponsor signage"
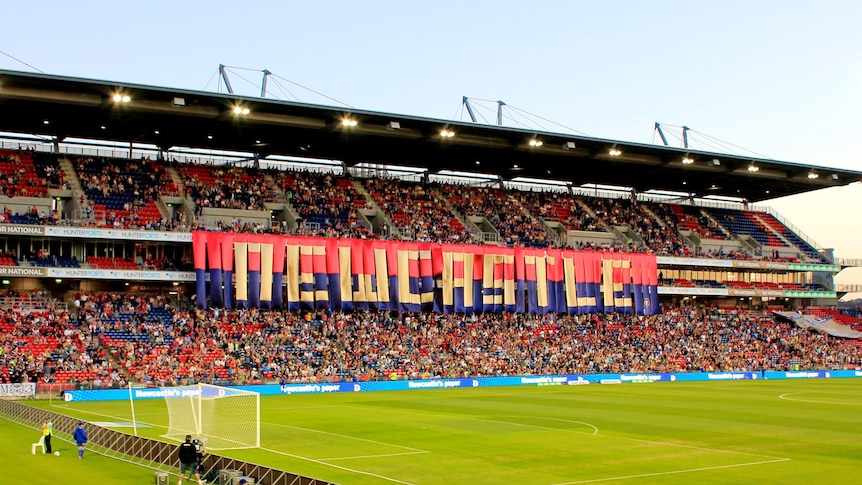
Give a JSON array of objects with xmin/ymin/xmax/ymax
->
[
  {"xmin": 46, "ymin": 268, "xmax": 195, "ymax": 281},
  {"xmin": 784, "ymin": 290, "xmax": 837, "ymax": 299},
  {"xmin": 0, "ymin": 383, "xmax": 36, "ymax": 396},
  {"xmin": 656, "ymin": 257, "xmax": 840, "ymax": 273},
  {"xmin": 44, "ymin": 226, "xmax": 192, "ymax": 242},
  {"xmin": 62, "ymin": 370, "xmax": 862, "ymax": 402},
  {"xmin": 788, "ymin": 263, "xmax": 840, "ymax": 272},
  {"xmin": 726, "ymin": 288, "xmax": 785, "ymax": 297},
  {"xmin": 0, "ymin": 225, "xmax": 44, "ymax": 235},
  {"xmin": 0, "ymin": 267, "xmax": 47, "ymax": 277}
]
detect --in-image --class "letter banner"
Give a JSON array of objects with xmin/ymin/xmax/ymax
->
[
  {"xmin": 192, "ymin": 231, "xmax": 207, "ymax": 308},
  {"xmin": 191, "ymin": 232, "xmax": 659, "ymax": 315},
  {"xmin": 207, "ymin": 232, "xmax": 223, "ymax": 308}
]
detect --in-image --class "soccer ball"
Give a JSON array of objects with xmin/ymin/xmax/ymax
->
[{"xmin": 54, "ymin": 451, "xmax": 60, "ymax": 456}]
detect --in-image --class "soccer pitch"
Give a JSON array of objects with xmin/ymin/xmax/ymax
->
[{"xmin": 5, "ymin": 379, "xmax": 861, "ymax": 485}]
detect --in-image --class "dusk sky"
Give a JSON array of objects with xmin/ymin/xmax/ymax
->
[{"xmin": 2, "ymin": 1, "xmax": 860, "ymax": 287}]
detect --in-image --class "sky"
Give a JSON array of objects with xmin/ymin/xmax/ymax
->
[{"xmin": 2, "ymin": 1, "xmax": 861, "ymax": 288}]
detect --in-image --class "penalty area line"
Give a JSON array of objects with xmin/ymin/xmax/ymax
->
[
  {"xmin": 551, "ymin": 457, "xmax": 792, "ymax": 485},
  {"xmin": 259, "ymin": 446, "xmax": 418, "ymax": 485}
]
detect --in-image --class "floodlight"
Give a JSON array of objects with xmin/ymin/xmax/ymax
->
[
  {"xmin": 747, "ymin": 163, "xmax": 759, "ymax": 172},
  {"xmin": 807, "ymin": 171, "xmax": 818, "ymax": 179},
  {"xmin": 682, "ymin": 156, "xmax": 694, "ymax": 165},
  {"xmin": 608, "ymin": 147, "xmax": 622, "ymax": 157}
]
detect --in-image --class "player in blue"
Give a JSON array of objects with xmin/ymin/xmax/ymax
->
[{"xmin": 73, "ymin": 421, "xmax": 88, "ymax": 458}]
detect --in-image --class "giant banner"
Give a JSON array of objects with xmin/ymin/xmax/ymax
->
[{"xmin": 192, "ymin": 232, "xmax": 660, "ymax": 315}]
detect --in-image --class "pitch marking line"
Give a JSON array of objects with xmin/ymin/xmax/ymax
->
[
  {"xmin": 259, "ymin": 445, "xmax": 417, "ymax": 485},
  {"xmin": 49, "ymin": 403, "xmax": 167, "ymax": 430},
  {"xmin": 265, "ymin": 421, "xmax": 428, "ymax": 453},
  {"xmin": 779, "ymin": 392, "xmax": 862, "ymax": 406},
  {"xmin": 318, "ymin": 450, "xmax": 429, "ymax": 461},
  {"xmin": 550, "ymin": 458, "xmax": 791, "ymax": 484},
  {"xmin": 491, "ymin": 415, "xmax": 599, "ymax": 435}
]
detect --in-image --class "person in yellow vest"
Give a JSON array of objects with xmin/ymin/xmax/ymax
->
[{"xmin": 41, "ymin": 419, "xmax": 53, "ymax": 454}]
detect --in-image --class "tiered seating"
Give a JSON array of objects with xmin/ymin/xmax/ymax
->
[
  {"xmin": 28, "ymin": 256, "xmax": 80, "ymax": 268},
  {"xmin": 438, "ymin": 184, "xmax": 549, "ymax": 247},
  {"xmin": 806, "ymin": 308, "xmax": 862, "ymax": 326},
  {"xmin": 725, "ymin": 280, "xmax": 754, "ymax": 289},
  {"xmin": 365, "ymin": 178, "xmax": 470, "ymax": 243},
  {"xmin": 517, "ymin": 191, "xmax": 600, "ymax": 233},
  {"xmin": 658, "ymin": 204, "xmax": 729, "ymax": 240},
  {"xmin": 87, "ymin": 257, "xmax": 138, "ymax": 270},
  {"xmin": 691, "ymin": 279, "xmax": 726, "ymax": 288},
  {"xmin": 707, "ymin": 208, "xmax": 786, "ymax": 247},
  {"xmin": 0, "ymin": 149, "xmax": 53, "ymax": 197},
  {"xmin": 671, "ymin": 278, "xmax": 696, "ymax": 287},
  {"xmin": 76, "ymin": 156, "xmax": 169, "ymax": 226},
  {"xmin": 277, "ymin": 170, "xmax": 372, "ymax": 238},
  {"xmin": 181, "ymin": 164, "xmax": 276, "ymax": 211},
  {"xmin": 757, "ymin": 213, "xmax": 822, "ymax": 260},
  {"xmin": 31, "ymin": 152, "xmax": 66, "ymax": 188}
]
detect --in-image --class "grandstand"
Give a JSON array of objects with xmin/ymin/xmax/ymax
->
[
  {"xmin": 0, "ymin": 68, "xmax": 860, "ymax": 380},
  {"xmin": 1, "ymin": 67, "xmax": 862, "ymax": 485}
]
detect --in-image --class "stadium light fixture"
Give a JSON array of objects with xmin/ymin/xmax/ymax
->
[
  {"xmin": 233, "ymin": 105, "xmax": 250, "ymax": 115},
  {"xmin": 747, "ymin": 163, "xmax": 759, "ymax": 172},
  {"xmin": 113, "ymin": 92, "xmax": 131, "ymax": 103},
  {"xmin": 710, "ymin": 159, "xmax": 721, "ymax": 166},
  {"xmin": 528, "ymin": 138, "xmax": 543, "ymax": 147},
  {"xmin": 831, "ymin": 173, "xmax": 839, "ymax": 180},
  {"xmin": 565, "ymin": 141, "xmax": 577, "ymax": 150},
  {"xmin": 682, "ymin": 156, "xmax": 694, "ymax": 165},
  {"xmin": 388, "ymin": 121, "xmax": 401, "ymax": 130},
  {"xmin": 440, "ymin": 129, "xmax": 455, "ymax": 138},
  {"xmin": 608, "ymin": 147, "xmax": 622, "ymax": 157},
  {"xmin": 43, "ymin": 120, "xmax": 50, "ymax": 125},
  {"xmin": 342, "ymin": 117, "xmax": 358, "ymax": 127},
  {"xmin": 807, "ymin": 170, "xmax": 819, "ymax": 179}
]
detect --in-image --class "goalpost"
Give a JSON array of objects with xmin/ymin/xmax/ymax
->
[{"xmin": 161, "ymin": 383, "xmax": 260, "ymax": 450}]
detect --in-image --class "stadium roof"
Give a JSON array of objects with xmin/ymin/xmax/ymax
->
[{"xmin": 1, "ymin": 69, "xmax": 860, "ymax": 202}]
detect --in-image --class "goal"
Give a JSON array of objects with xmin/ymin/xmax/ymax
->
[{"xmin": 162, "ymin": 384, "xmax": 260, "ymax": 450}]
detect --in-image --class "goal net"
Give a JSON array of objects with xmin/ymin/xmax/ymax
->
[{"xmin": 162, "ymin": 384, "xmax": 260, "ymax": 450}]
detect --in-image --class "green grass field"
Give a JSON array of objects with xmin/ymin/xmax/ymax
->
[{"xmin": 3, "ymin": 379, "xmax": 861, "ymax": 484}]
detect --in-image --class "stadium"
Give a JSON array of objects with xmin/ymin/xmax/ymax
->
[{"xmin": 0, "ymin": 68, "xmax": 861, "ymax": 485}]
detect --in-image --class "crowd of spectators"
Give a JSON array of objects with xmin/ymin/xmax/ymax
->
[
  {"xmin": 183, "ymin": 164, "xmax": 277, "ymax": 212},
  {"xmin": 7, "ymin": 289, "xmax": 860, "ymax": 388},
  {"xmin": 0, "ymin": 291, "xmax": 116, "ymax": 387},
  {"xmin": 440, "ymin": 184, "xmax": 552, "ymax": 247},
  {"xmin": 276, "ymin": 171, "xmax": 373, "ymax": 239},
  {"xmin": 365, "ymin": 178, "xmax": 475, "ymax": 244},
  {"xmin": 0, "ymin": 148, "xmax": 63, "ymax": 198}
]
